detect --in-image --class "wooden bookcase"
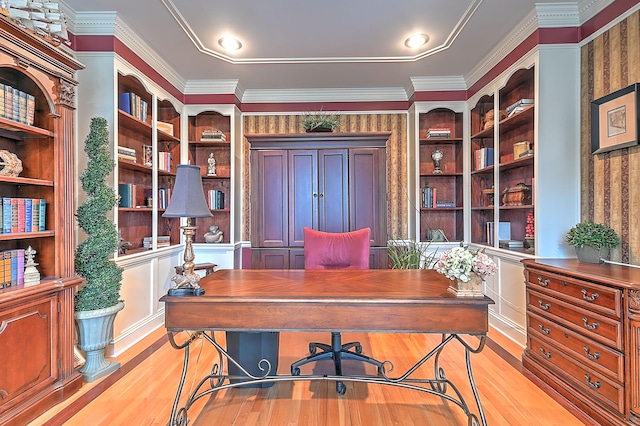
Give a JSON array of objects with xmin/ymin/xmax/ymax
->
[
  {"xmin": 418, "ymin": 108, "xmax": 464, "ymax": 243},
  {"xmin": 188, "ymin": 111, "xmax": 231, "ymax": 244},
  {"xmin": 116, "ymin": 74, "xmax": 182, "ymax": 253},
  {"xmin": 470, "ymin": 67, "xmax": 535, "ymax": 252},
  {"xmin": 470, "ymin": 94, "xmax": 496, "ymax": 245},
  {"xmin": 0, "ymin": 16, "xmax": 84, "ymax": 426}
]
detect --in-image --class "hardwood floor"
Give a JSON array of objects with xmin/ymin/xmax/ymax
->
[{"xmin": 28, "ymin": 328, "xmax": 583, "ymax": 426}]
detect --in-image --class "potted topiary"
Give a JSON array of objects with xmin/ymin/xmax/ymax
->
[
  {"xmin": 565, "ymin": 221, "xmax": 620, "ymax": 263},
  {"xmin": 74, "ymin": 117, "xmax": 124, "ymax": 382},
  {"xmin": 302, "ymin": 109, "xmax": 340, "ymax": 132}
]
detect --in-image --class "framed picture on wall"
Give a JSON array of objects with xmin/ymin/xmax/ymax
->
[{"xmin": 591, "ymin": 83, "xmax": 640, "ymax": 154}]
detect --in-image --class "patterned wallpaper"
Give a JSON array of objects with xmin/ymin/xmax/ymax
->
[
  {"xmin": 241, "ymin": 113, "xmax": 408, "ymax": 242},
  {"xmin": 581, "ymin": 10, "xmax": 640, "ymax": 264}
]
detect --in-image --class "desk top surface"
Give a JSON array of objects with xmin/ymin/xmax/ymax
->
[
  {"xmin": 161, "ymin": 270, "xmax": 494, "ymax": 333},
  {"xmin": 162, "ymin": 269, "xmax": 493, "ymax": 305}
]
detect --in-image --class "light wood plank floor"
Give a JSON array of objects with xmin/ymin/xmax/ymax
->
[{"xmin": 29, "ymin": 328, "xmax": 583, "ymax": 425}]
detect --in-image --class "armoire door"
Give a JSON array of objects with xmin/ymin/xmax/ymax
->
[
  {"xmin": 288, "ymin": 149, "xmax": 348, "ymax": 246},
  {"xmin": 349, "ymin": 148, "xmax": 386, "ymax": 246},
  {"xmin": 253, "ymin": 150, "xmax": 288, "ymax": 247}
]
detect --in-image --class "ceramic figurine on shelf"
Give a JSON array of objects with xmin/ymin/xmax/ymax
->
[
  {"xmin": 204, "ymin": 225, "xmax": 223, "ymax": 243},
  {"xmin": 207, "ymin": 152, "xmax": 217, "ymax": 176},
  {"xmin": 23, "ymin": 245, "xmax": 41, "ymax": 286}
]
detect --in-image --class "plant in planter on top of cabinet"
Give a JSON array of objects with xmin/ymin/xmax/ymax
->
[{"xmin": 565, "ymin": 221, "xmax": 620, "ymax": 263}]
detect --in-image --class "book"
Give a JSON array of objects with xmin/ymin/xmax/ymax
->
[
  {"xmin": 487, "ymin": 221, "xmax": 511, "ymax": 246},
  {"xmin": 31, "ymin": 198, "xmax": 40, "ymax": 232},
  {"xmin": 24, "ymin": 198, "xmax": 32, "ymax": 232},
  {"xmin": 17, "ymin": 198, "xmax": 25, "ymax": 233},
  {"xmin": 118, "ymin": 183, "xmax": 134, "ymax": 208},
  {"xmin": 118, "ymin": 92, "xmax": 131, "ymax": 114},
  {"xmin": 39, "ymin": 198, "xmax": 46, "ymax": 231},
  {"xmin": 2, "ymin": 197, "xmax": 11, "ymax": 233},
  {"xmin": 0, "ymin": 83, "xmax": 5, "ymax": 118},
  {"xmin": 157, "ymin": 121, "xmax": 174, "ymax": 134},
  {"xmin": 499, "ymin": 239, "xmax": 524, "ymax": 248},
  {"xmin": 26, "ymin": 93, "xmax": 35, "ymax": 125},
  {"xmin": 506, "ymin": 98, "xmax": 534, "ymax": 115}
]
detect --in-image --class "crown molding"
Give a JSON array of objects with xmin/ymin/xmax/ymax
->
[
  {"xmin": 184, "ymin": 80, "xmax": 240, "ymax": 95},
  {"xmin": 536, "ymin": 3, "xmax": 581, "ymax": 27},
  {"xmin": 409, "ymin": 76, "xmax": 467, "ymax": 94},
  {"xmin": 577, "ymin": 0, "xmax": 616, "ymax": 24},
  {"xmin": 241, "ymin": 87, "xmax": 408, "ymax": 104},
  {"xmin": 70, "ymin": 11, "xmax": 187, "ymax": 93}
]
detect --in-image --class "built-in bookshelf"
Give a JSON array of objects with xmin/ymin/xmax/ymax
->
[
  {"xmin": 156, "ymin": 98, "xmax": 181, "ymax": 247},
  {"xmin": 0, "ymin": 16, "xmax": 84, "ymax": 425},
  {"xmin": 418, "ymin": 108, "xmax": 464, "ymax": 243},
  {"xmin": 470, "ymin": 94, "xmax": 496, "ymax": 246},
  {"xmin": 188, "ymin": 111, "xmax": 231, "ymax": 244},
  {"xmin": 117, "ymin": 73, "xmax": 153, "ymax": 254},
  {"xmin": 470, "ymin": 67, "xmax": 535, "ymax": 252}
]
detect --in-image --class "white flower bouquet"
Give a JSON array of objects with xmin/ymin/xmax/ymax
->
[{"xmin": 434, "ymin": 246, "xmax": 498, "ymax": 282}]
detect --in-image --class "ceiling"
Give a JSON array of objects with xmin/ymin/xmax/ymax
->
[{"xmin": 61, "ymin": 0, "xmax": 605, "ymax": 96}]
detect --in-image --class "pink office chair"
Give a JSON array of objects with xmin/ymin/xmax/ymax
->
[{"xmin": 290, "ymin": 227, "xmax": 383, "ymax": 395}]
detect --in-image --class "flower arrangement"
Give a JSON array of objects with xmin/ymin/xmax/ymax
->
[{"xmin": 434, "ymin": 246, "xmax": 497, "ymax": 282}]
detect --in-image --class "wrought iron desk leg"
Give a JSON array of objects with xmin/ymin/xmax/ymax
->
[{"xmin": 167, "ymin": 331, "xmax": 200, "ymax": 426}]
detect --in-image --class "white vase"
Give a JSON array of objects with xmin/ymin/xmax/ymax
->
[{"xmin": 449, "ymin": 273, "xmax": 485, "ymax": 297}]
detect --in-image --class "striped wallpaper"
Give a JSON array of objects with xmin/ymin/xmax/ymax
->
[
  {"xmin": 241, "ymin": 113, "xmax": 408, "ymax": 242},
  {"xmin": 582, "ymin": 10, "xmax": 640, "ymax": 264}
]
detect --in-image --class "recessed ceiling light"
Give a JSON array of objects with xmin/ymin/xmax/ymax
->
[
  {"xmin": 404, "ymin": 33, "xmax": 429, "ymax": 49},
  {"xmin": 218, "ymin": 36, "xmax": 242, "ymax": 51}
]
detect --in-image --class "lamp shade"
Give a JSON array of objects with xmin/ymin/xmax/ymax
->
[{"xmin": 162, "ymin": 164, "xmax": 213, "ymax": 218}]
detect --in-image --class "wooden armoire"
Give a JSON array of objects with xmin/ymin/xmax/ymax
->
[{"xmin": 247, "ymin": 132, "xmax": 390, "ymax": 269}]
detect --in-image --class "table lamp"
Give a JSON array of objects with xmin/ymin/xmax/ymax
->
[{"xmin": 163, "ymin": 164, "xmax": 213, "ymax": 296}]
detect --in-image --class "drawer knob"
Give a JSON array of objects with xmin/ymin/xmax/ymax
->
[
  {"xmin": 582, "ymin": 317, "xmax": 600, "ymax": 330},
  {"xmin": 538, "ymin": 324, "xmax": 551, "ymax": 334},
  {"xmin": 583, "ymin": 346, "xmax": 601, "ymax": 360},
  {"xmin": 581, "ymin": 289, "xmax": 599, "ymax": 302},
  {"xmin": 539, "ymin": 347, "xmax": 552, "ymax": 359},
  {"xmin": 537, "ymin": 277, "xmax": 550, "ymax": 287},
  {"xmin": 538, "ymin": 300, "xmax": 550, "ymax": 310},
  {"xmin": 584, "ymin": 374, "xmax": 601, "ymax": 389}
]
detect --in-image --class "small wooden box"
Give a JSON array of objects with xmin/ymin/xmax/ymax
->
[
  {"xmin": 502, "ymin": 183, "xmax": 531, "ymax": 206},
  {"xmin": 513, "ymin": 141, "xmax": 532, "ymax": 158}
]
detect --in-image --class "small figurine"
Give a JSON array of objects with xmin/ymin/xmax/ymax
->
[
  {"xmin": 207, "ymin": 152, "xmax": 217, "ymax": 176},
  {"xmin": 204, "ymin": 225, "xmax": 223, "ymax": 243},
  {"xmin": 24, "ymin": 245, "xmax": 41, "ymax": 286}
]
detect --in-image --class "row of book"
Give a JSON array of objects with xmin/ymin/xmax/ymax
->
[
  {"xmin": 158, "ymin": 151, "xmax": 172, "ymax": 172},
  {"xmin": 474, "ymin": 147, "xmax": 494, "ymax": 170},
  {"xmin": 421, "ymin": 187, "xmax": 456, "ymax": 209},
  {"xmin": 0, "ymin": 83, "xmax": 36, "ymax": 126},
  {"xmin": 118, "ymin": 145, "xmax": 136, "ymax": 162},
  {"xmin": 118, "ymin": 184, "xmax": 172, "ymax": 209},
  {"xmin": 2, "ymin": 197, "xmax": 46, "ymax": 234},
  {"xmin": 118, "ymin": 92, "xmax": 149, "ymax": 123},
  {"xmin": 143, "ymin": 236, "xmax": 170, "ymax": 249},
  {"xmin": 425, "ymin": 127, "xmax": 451, "ymax": 138},
  {"xmin": 0, "ymin": 249, "xmax": 25, "ymax": 289},
  {"xmin": 506, "ymin": 98, "xmax": 534, "ymax": 117},
  {"xmin": 201, "ymin": 129, "xmax": 226, "ymax": 141},
  {"xmin": 208, "ymin": 189, "xmax": 225, "ymax": 210}
]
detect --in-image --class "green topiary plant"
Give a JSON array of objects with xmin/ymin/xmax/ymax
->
[
  {"xmin": 565, "ymin": 221, "xmax": 620, "ymax": 250},
  {"xmin": 74, "ymin": 117, "xmax": 123, "ymax": 311}
]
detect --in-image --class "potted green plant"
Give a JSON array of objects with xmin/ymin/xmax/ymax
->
[
  {"xmin": 302, "ymin": 109, "xmax": 340, "ymax": 132},
  {"xmin": 74, "ymin": 117, "xmax": 124, "ymax": 382},
  {"xmin": 565, "ymin": 221, "xmax": 620, "ymax": 263},
  {"xmin": 388, "ymin": 239, "xmax": 438, "ymax": 269}
]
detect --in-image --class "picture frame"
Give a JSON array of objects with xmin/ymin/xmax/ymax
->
[{"xmin": 591, "ymin": 83, "xmax": 640, "ymax": 154}]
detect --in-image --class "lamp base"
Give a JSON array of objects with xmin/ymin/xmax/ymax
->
[{"xmin": 168, "ymin": 287, "xmax": 205, "ymax": 296}]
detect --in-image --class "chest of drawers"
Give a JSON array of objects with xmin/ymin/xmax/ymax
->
[{"xmin": 522, "ymin": 259, "xmax": 640, "ymax": 426}]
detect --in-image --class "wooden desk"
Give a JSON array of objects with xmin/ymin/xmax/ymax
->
[{"xmin": 161, "ymin": 269, "xmax": 494, "ymax": 425}]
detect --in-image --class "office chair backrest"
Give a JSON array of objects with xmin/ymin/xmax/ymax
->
[{"xmin": 303, "ymin": 227, "xmax": 370, "ymax": 270}]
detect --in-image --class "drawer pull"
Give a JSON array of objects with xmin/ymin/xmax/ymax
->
[
  {"xmin": 582, "ymin": 317, "xmax": 600, "ymax": 330},
  {"xmin": 539, "ymin": 347, "xmax": 552, "ymax": 359},
  {"xmin": 538, "ymin": 324, "xmax": 551, "ymax": 334},
  {"xmin": 584, "ymin": 374, "xmax": 601, "ymax": 389},
  {"xmin": 583, "ymin": 346, "xmax": 601, "ymax": 360},
  {"xmin": 537, "ymin": 277, "xmax": 550, "ymax": 287},
  {"xmin": 581, "ymin": 289, "xmax": 599, "ymax": 302},
  {"xmin": 538, "ymin": 300, "xmax": 550, "ymax": 310}
]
